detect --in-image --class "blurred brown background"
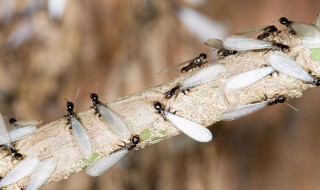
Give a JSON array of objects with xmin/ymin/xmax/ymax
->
[{"xmin": 1, "ymin": 0, "xmax": 320, "ymax": 190}]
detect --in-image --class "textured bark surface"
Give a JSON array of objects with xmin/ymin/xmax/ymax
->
[{"xmin": 1, "ymin": 1, "xmax": 320, "ymax": 190}]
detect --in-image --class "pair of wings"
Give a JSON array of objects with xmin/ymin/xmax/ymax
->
[
  {"xmin": 0, "ymin": 156, "xmax": 57, "ymax": 190},
  {"xmin": 0, "ymin": 114, "xmax": 41, "ymax": 146}
]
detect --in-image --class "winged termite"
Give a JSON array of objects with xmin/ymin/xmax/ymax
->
[
  {"xmin": 221, "ymin": 96, "xmax": 286, "ymax": 121},
  {"xmin": 279, "ymin": 17, "xmax": 320, "ymax": 37},
  {"xmin": 153, "ymin": 101, "xmax": 212, "ymax": 142},
  {"xmin": 0, "ymin": 156, "xmax": 40, "ymax": 188},
  {"xmin": 158, "ymin": 53, "xmax": 208, "ymax": 74},
  {"xmin": 236, "ymin": 25, "xmax": 279, "ymax": 39},
  {"xmin": 65, "ymin": 101, "xmax": 93, "ymax": 157},
  {"xmin": 205, "ymin": 38, "xmax": 237, "ymax": 58},
  {"xmin": 268, "ymin": 51, "xmax": 320, "ymax": 86},
  {"xmin": 86, "ymin": 93, "xmax": 142, "ymax": 176},
  {"xmin": 165, "ymin": 64, "xmax": 226, "ymax": 99}
]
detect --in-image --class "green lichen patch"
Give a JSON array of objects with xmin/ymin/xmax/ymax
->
[
  {"xmin": 159, "ymin": 130, "xmax": 167, "ymax": 135},
  {"xmin": 311, "ymin": 48, "xmax": 320, "ymax": 62},
  {"xmin": 82, "ymin": 152, "xmax": 99, "ymax": 164},
  {"xmin": 141, "ymin": 129, "xmax": 151, "ymax": 140}
]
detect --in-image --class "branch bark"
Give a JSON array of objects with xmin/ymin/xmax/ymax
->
[{"xmin": 1, "ymin": 33, "xmax": 319, "ymax": 190}]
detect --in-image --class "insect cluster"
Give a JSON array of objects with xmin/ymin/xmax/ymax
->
[{"xmin": 1, "ymin": 13, "xmax": 320, "ymax": 190}]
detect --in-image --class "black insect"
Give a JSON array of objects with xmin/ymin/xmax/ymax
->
[{"xmin": 158, "ymin": 53, "xmax": 208, "ymax": 74}]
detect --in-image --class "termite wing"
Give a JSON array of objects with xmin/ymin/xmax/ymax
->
[
  {"xmin": 158, "ymin": 53, "xmax": 208, "ymax": 74},
  {"xmin": 279, "ymin": 17, "xmax": 320, "ymax": 37},
  {"xmin": 221, "ymin": 96, "xmax": 286, "ymax": 121},
  {"xmin": 225, "ymin": 66, "xmax": 275, "ymax": 90},
  {"xmin": 165, "ymin": 64, "xmax": 226, "ymax": 99},
  {"xmin": 205, "ymin": 35, "xmax": 289, "ymax": 53},
  {"xmin": 268, "ymin": 51, "xmax": 320, "ymax": 86},
  {"xmin": 0, "ymin": 156, "xmax": 40, "ymax": 188},
  {"xmin": 7, "ymin": 118, "xmax": 41, "ymax": 142},
  {"xmin": 25, "ymin": 157, "xmax": 57, "ymax": 190},
  {"xmin": 0, "ymin": 113, "xmax": 12, "ymax": 147},
  {"xmin": 86, "ymin": 93, "xmax": 141, "ymax": 177},
  {"xmin": 236, "ymin": 25, "xmax": 279, "ymax": 39},
  {"xmin": 86, "ymin": 136, "xmax": 139, "ymax": 177},
  {"xmin": 65, "ymin": 101, "xmax": 93, "ymax": 157},
  {"xmin": 154, "ymin": 101, "xmax": 212, "ymax": 142},
  {"xmin": 316, "ymin": 12, "xmax": 320, "ymax": 29},
  {"xmin": 204, "ymin": 38, "xmax": 237, "ymax": 58}
]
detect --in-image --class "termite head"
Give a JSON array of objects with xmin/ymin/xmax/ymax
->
[
  {"xmin": 90, "ymin": 93, "xmax": 100, "ymax": 105},
  {"xmin": 66, "ymin": 101, "xmax": 75, "ymax": 115},
  {"xmin": 164, "ymin": 84, "xmax": 180, "ymax": 99},
  {"xmin": 274, "ymin": 95, "xmax": 286, "ymax": 104},
  {"xmin": 312, "ymin": 78, "xmax": 320, "ymax": 86},
  {"xmin": 265, "ymin": 25, "xmax": 278, "ymax": 34},
  {"xmin": 131, "ymin": 135, "xmax": 141, "ymax": 145},
  {"xmin": 9, "ymin": 118, "xmax": 17, "ymax": 124},
  {"xmin": 199, "ymin": 53, "xmax": 207, "ymax": 59},
  {"xmin": 279, "ymin": 17, "xmax": 291, "ymax": 26},
  {"xmin": 154, "ymin": 101, "xmax": 163, "ymax": 113}
]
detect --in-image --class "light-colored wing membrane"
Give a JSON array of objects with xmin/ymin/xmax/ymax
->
[
  {"xmin": 268, "ymin": 51, "xmax": 314, "ymax": 83},
  {"xmin": 164, "ymin": 112, "xmax": 212, "ymax": 142},
  {"xmin": 70, "ymin": 117, "xmax": 93, "ymax": 157},
  {"xmin": 25, "ymin": 158, "xmax": 57, "ymax": 190},
  {"xmin": 316, "ymin": 13, "xmax": 320, "ymax": 29},
  {"xmin": 290, "ymin": 22, "xmax": 320, "ymax": 37},
  {"xmin": 226, "ymin": 66, "xmax": 275, "ymax": 90},
  {"xmin": 0, "ymin": 113, "xmax": 12, "ymax": 147},
  {"xmin": 180, "ymin": 64, "xmax": 226, "ymax": 90},
  {"xmin": 236, "ymin": 25, "xmax": 266, "ymax": 36},
  {"xmin": 98, "ymin": 105, "xmax": 132, "ymax": 138},
  {"xmin": 221, "ymin": 101, "xmax": 271, "ymax": 121},
  {"xmin": 205, "ymin": 38, "xmax": 224, "ymax": 49},
  {"xmin": 8, "ymin": 126, "xmax": 37, "ymax": 142},
  {"xmin": 13, "ymin": 120, "xmax": 42, "ymax": 128},
  {"xmin": 223, "ymin": 35, "xmax": 273, "ymax": 51},
  {"xmin": 0, "ymin": 156, "xmax": 40, "ymax": 188},
  {"xmin": 86, "ymin": 149, "xmax": 129, "ymax": 177}
]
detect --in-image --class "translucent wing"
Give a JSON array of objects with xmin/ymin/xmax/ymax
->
[
  {"xmin": 48, "ymin": 0, "xmax": 67, "ymax": 20},
  {"xmin": 8, "ymin": 126, "xmax": 38, "ymax": 142},
  {"xmin": 0, "ymin": 113, "xmax": 12, "ymax": 147},
  {"xmin": 236, "ymin": 25, "xmax": 266, "ymax": 36},
  {"xmin": 158, "ymin": 58, "xmax": 196, "ymax": 74},
  {"xmin": 25, "ymin": 158, "xmax": 57, "ymax": 190},
  {"xmin": 0, "ymin": 156, "xmax": 40, "ymax": 188},
  {"xmin": 86, "ymin": 149, "xmax": 129, "ymax": 177},
  {"xmin": 70, "ymin": 116, "xmax": 93, "ymax": 157},
  {"xmin": 221, "ymin": 101, "xmax": 271, "ymax": 121},
  {"xmin": 268, "ymin": 51, "xmax": 314, "ymax": 83},
  {"xmin": 13, "ymin": 120, "xmax": 42, "ymax": 128},
  {"xmin": 290, "ymin": 22, "xmax": 320, "ymax": 37},
  {"xmin": 205, "ymin": 38, "xmax": 224, "ymax": 49},
  {"xmin": 226, "ymin": 66, "xmax": 275, "ymax": 90},
  {"xmin": 98, "ymin": 104, "xmax": 132, "ymax": 138},
  {"xmin": 180, "ymin": 64, "xmax": 226, "ymax": 90},
  {"xmin": 316, "ymin": 13, "xmax": 320, "ymax": 29},
  {"xmin": 223, "ymin": 35, "xmax": 273, "ymax": 51},
  {"xmin": 164, "ymin": 112, "xmax": 212, "ymax": 142},
  {"xmin": 302, "ymin": 35, "xmax": 320, "ymax": 48}
]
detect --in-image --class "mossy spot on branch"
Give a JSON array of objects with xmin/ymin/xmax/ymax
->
[
  {"xmin": 82, "ymin": 152, "xmax": 100, "ymax": 164},
  {"xmin": 141, "ymin": 129, "xmax": 151, "ymax": 140},
  {"xmin": 310, "ymin": 48, "xmax": 320, "ymax": 62}
]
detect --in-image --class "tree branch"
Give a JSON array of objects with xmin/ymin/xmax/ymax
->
[{"xmin": 1, "ymin": 33, "xmax": 319, "ymax": 190}]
